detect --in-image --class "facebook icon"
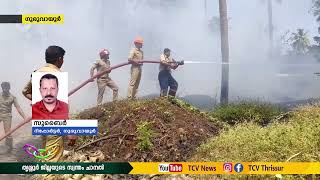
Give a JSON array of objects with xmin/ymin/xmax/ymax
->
[{"xmin": 234, "ymin": 163, "xmax": 244, "ymax": 173}]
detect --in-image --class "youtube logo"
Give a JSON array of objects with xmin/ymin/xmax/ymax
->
[
  {"xmin": 159, "ymin": 164, "xmax": 183, "ymax": 172},
  {"xmin": 169, "ymin": 164, "xmax": 183, "ymax": 172}
]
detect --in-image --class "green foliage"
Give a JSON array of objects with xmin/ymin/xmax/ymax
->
[
  {"xmin": 193, "ymin": 105, "xmax": 320, "ymax": 179},
  {"xmin": 163, "ymin": 111, "xmax": 175, "ymax": 123},
  {"xmin": 168, "ymin": 97, "xmax": 229, "ymax": 130},
  {"xmin": 69, "ymin": 112, "xmax": 80, "ymax": 120},
  {"xmin": 309, "ymin": 1, "xmax": 320, "ymax": 60},
  {"xmin": 281, "ymin": 29, "xmax": 311, "ymax": 55},
  {"xmin": 312, "ymin": 0, "xmax": 320, "ymax": 22},
  {"xmin": 168, "ymin": 96, "xmax": 200, "ymax": 113},
  {"xmin": 288, "ymin": 29, "xmax": 311, "ymax": 55},
  {"xmin": 211, "ymin": 101, "xmax": 282, "ymax": 126},
  {"xmin": 136, "ymin": 121, "xmax": 155, "ymax": 151},
  {"xmin": 130, "ymin": 100, "xmax": 145, "ymax": 109}
]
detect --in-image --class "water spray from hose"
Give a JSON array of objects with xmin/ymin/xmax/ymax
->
[{"xmin": 183, "ymin": 61, "xmax": 224, "ymax": 64}]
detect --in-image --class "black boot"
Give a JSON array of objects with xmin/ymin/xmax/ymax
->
[
  {"xmin": 168, "ymin": 89, "xmax": 177, "ymax": 97},
  {"xmin": 5, "ymin": 137, "xmax": 13, "ymax": 152}
]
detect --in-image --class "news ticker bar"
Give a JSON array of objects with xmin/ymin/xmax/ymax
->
[
  {"xmin": 0, "ymin": 14, "xmax": 63, "ymax": 24},
  {"xmin": 0, "ymin": 162, "xmax": 319, "ymax": 174}
]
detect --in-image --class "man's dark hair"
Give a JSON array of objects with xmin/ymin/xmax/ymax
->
[
  {"xmin": 45, "ymin": 46, "xmax": 65, "ymax": 64},
  {"xmin": 40, "ymin": 74, "xmax": 59, "ymax": 87},
  {"xmin": 164, "ymin": 48, "xmax": 171, "ymax": 53},
  {"xmin": 1, "ymin": 82, "xmax": 10, "ymax": 88}
]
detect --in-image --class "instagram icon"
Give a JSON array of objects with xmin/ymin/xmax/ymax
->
[{"xmin": 223, "ymin": 163, "xmax": 233, "ymax": 173}]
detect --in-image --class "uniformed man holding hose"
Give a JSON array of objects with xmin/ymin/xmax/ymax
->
[{"xmin": 158, "ymin": 48, "xmax": 183, "ymax": 97}]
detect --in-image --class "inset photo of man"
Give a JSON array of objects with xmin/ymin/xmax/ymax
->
[{"xmin": 31, "ymin": 72, "xmax": 68, "ymax": 119}]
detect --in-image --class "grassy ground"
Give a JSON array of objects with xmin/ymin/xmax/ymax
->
[
  {"xmin": 70, "ymin": 98, "xmax": 319, "ymax": 179},
  {"xmin": 210, "ymin": 101, "xmax": 282, "ymax": 126},
  {"xmin": 192, "ymin": 104, "xmax": 320, "ymax": 179}
]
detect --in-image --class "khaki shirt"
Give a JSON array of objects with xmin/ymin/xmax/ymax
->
[
  {"xmin": 22, "ymin": 63, "xmax": 64, "ymax": 162},
  {"xmin": 128, "ymin": 47, "xmax": 143, "ymax": 68},
  {"xmin": 159, "ymin": 54, "xmax": 174, "ymax": 72},
  {"xmin": 92, "ymin": 59, "xmax": 110, "ymax": 79},
  {"xmin": 22, "ymin": 63, "xmax": 61, "ymax": 97},
  {"xmin": 0, "ymin": 93, "xmax": 18, "ymax": 119}
]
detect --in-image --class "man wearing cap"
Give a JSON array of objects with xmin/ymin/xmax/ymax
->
[
  {"xmin": 158, "ymin": 48, "xmax": 180, "ymax": 97},
  {"xmin": 0, "ymin": 82, "xmax": 27, "ymax": 152},
  {"xmin": 90, "ymin": 49, "xmax": 118, "ymax": 105},
  {"xmin": 22, "ymin": 46, "xmax": 76, "ymax": 164},
  {"xmin": 127, "ymin": 37, "xmax": 144, "ymax": 99}
]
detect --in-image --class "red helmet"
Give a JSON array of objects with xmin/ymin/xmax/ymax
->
[
  {"xmin": 99, "ymin": 49, "xmax": 109, "ymax": 58},
  {"xmin": 134, "ymin": 36, "xmax": 144, "ymax": 44}
]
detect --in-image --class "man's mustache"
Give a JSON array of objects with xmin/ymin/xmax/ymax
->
[{"xmin": 44, "ymin": 95, "xmax": 54, "ymax": 98}]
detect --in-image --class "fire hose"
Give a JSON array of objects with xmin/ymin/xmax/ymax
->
[{"xmin": 0, "ymin": 60, "xmax": 171, "ymax": 142}]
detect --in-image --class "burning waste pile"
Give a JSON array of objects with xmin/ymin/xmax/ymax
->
[{"xmin": 69, "ymin": 97, "xmax": 220, "ymax": 162}]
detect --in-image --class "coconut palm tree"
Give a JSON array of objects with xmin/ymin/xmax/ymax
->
[
  {"xmin": 288, "ymin": 29, "xmax": 310, "ymax": 55},
  {"xmin": 219, "ymin": 0, "xmax": 229, "ymax": 104},
  {"xmin": 310, "ymin": 0, "xmax": 320, "ymax": 60},
  {"xmin": 261, "ymin": 0, "xmax": 282, "ymax": 56},
  {"xmin": 312, "ymin": 0, "xmax": 320, "ymax": 22}
]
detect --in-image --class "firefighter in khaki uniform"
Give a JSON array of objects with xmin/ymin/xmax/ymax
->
[
  {"xmin": 127, "ymin": 37, "xmax": 144, "ymax": 99},
  {"xmin": 158, "ymin": 48, "xmax": 181, "ymax": 97},
  {"xmin": 22, "ymin": 46, "xmax": 76, "ymax": 164},
  {"xmin": 0, "ymin": 82, "xmax": 27, "ymax": 152},
  {"xmin": 90, "ymin": 49, "xmax": 118, "ymax": 105}
]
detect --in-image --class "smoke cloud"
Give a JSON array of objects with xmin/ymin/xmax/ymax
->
[{"xmin": 0, "ymin": 0, "xmax": 318, "ymax": 131}]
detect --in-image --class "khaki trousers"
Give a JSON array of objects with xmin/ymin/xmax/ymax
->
[
  {"xmin": 97, "ymin": 77, "xmax": 119, "ymax": 105},
  {"xmin": 0, "ymin": 117, "xmax": 12, "ymax": 138},
  {"xmin": 127, "ymin": 66, "xmax": 142, "ymax": 99}
]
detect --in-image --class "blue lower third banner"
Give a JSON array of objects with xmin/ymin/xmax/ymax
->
[
  {"xmin": 32, "ymin": 127, "xmax": 98, "ymax": 135},
  {"xmin": 31, "ymin": 120, "xmax": 98, "ymax": 135}
]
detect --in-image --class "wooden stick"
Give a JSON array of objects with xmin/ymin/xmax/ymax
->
[
  {"xmin": 75, "ymin": 134, "xmax": 134, "ymax": 151},
  {"xmin": 286, "ymin": 152, "xmax": 302, "ymax": 162}
]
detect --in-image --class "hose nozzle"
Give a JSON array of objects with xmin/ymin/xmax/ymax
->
[{"xmin": 177, "ymin": 60, "xmax": 184, "ymax": 65}]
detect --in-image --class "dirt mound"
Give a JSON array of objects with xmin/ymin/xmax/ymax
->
[{"xmin": 71, "ymin": 97, "xmax": 220, "ymax": 162}]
